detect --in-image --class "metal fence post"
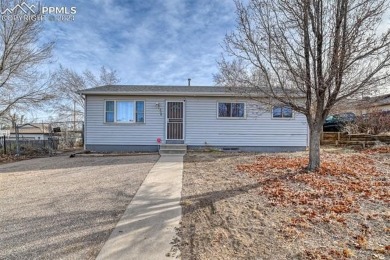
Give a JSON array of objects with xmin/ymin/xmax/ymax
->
[
  {"xmin": 15, "ymin": 123, "xmax": 20, "ymax": 156},
  {"xmin": 3, "ymin": 134, "xmax": 6, "ymax": 155}
]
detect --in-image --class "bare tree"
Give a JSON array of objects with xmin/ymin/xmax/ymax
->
[
  {"xmin": 216, "ymin": 0, "xmax": 390, "ymax": 170},
  {"xmin": 0, "ymin": 0, "xmax": 54, "ymax": 117},
  {"xmin": 0, "ymin": 111, "xmax": 24, "ymax": 129},
  {"xmin": 50, "ymin": 65, "xmax": 119, "ymax": 121}
]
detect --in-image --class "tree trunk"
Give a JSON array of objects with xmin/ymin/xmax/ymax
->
[{"xmin": 308, "ymin": 124, "xmax": 322, "ymax": 171}]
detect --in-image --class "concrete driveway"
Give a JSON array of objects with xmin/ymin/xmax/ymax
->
[{"xmin": 0, "ymin": 154, "xmax": 159, "ymax": 260}]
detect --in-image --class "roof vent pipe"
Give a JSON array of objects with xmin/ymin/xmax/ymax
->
[{"xmin": 188, "ymin": 78, "xmax": 191, "ymax": 86}]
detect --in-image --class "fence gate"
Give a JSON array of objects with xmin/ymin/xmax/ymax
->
[{"xmin": 166, "ymin": 101, "xmax": 184, "ymax": 142}]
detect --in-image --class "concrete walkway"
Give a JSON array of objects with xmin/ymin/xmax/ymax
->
[{"xmin": 96, "ymin": 155, "xmax": 183, "ymax": 260}]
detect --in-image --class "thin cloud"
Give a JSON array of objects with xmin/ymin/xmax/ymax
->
[{"xmin": 43, "ymin": 0, "xmax": 236, "ymax": 86}]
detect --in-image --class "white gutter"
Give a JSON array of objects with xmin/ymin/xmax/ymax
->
[
  {"xmin": 77, "ymin": 90, "xmax": 304, "ymax": 98},
  {"xmin": 77, "ymin": 91, "xmax": 253, "ymax": 97}
]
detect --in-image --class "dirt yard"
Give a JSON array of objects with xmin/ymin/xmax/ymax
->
[
  {"xmin": 179, "ymin": 148, "xmax": 389, "ymax": 259},
  {"xmin": 0, "ymin": 154, "xmax": 31, "ymax": 164},
  {"xmin": 0, "ymin": 154, "xmax": 159, "ymax": 259}
]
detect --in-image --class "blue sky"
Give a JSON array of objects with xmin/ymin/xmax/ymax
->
[{"xmin": 44, "ymin": 0, "xmax": 237, "ymax": 86}]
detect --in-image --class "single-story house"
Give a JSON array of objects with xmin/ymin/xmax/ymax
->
[
  {"xmin": 354, "ymin": 93, "xmax": 390, "ymax": 115},
  {"xmin": 79, "ymin": 85, "xmax": 309, "ymax": 152},
  {"xmin": 331, "ymin": 93, "xmax": 390, "ymax": 116},
  {"xmin": 10, "ymin": 123, "xmax": 52, "ymax": 140}
]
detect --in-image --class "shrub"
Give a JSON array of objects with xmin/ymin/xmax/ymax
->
[{"xmin": 344, "ymin": 111, "xmax": 390, "ymax": 134}]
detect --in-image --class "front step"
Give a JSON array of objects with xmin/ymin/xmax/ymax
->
[{"xmin": 159, "ymin": 144, "xmax": 187, "ymax": 155}]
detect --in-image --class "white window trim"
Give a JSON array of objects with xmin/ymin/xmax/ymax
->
[
  {"xmin": 271, "ymin": 105, "xmax": 295, "ymax": 120},
  {"xmin": 104, "ymin": 100, "xmax": 145, "ymax": 124},
  {"xmin": 216, "ymin": 102, "xmax": 247, "ymax": 119}
]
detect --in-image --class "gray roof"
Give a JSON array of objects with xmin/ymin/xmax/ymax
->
[
  {"xmin": 78, "ymin": 85, "xmax": 248, "ymax": 97},
  {"xmin": 78, "ymin": 84, "xmax": 306, "ymax": 98},
  {"xmin": 357, "ymin": 93, "xmax": 390, "ymax": 107},
  {"xmin": 11, "ymin": 123, "xmax": 51, "ymax": 134},
  {"xmin": 365, "ymin": 93, "xmax": 390, "ymax": 105}
]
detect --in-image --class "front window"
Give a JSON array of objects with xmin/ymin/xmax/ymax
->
[
  {"xmin": 105, "ymin": 100, "xmax": 145, "ymax": 123},
  {"xmin": 116, "ymin": 101, "xmax": 134, "ymax": 122},
  {"xmin": 272, "ymin": 105, "xmax": 293, "ymax": 118},
  {"xmin": 218, "ymin": 102, "xmax": 245, "ymax": 118}
]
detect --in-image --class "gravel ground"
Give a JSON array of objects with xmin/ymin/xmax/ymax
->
[{"xmin": 0, "ymin": 154, "xmax": 159, "ymax": 260}]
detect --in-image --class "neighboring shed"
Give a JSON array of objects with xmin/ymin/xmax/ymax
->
[
  {"xmin": 79, "ymin": 85, "xmax": 309, "ymax": 152},
  {"xmin": 10, "ymin": 123, "xmax": 52, "ymax": 140}
]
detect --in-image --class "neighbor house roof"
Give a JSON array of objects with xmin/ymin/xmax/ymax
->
[
  {"xmin": 10, "ymin": 123, "xmax": 51, "ymax": 134},
  {"xmin": 357, "ymin": 93, "xmax": 390, "ymax": 108}
]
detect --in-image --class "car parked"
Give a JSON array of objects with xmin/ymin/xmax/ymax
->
[{"xmin": 323, "ymin": 112, "xmax": 356, "ymax": 132}]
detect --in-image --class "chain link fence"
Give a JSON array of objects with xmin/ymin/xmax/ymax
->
[
  {"xmin": 0, "ymin": 121, "xmax": 84, "ymax": 156},
  {"xmin": 0, "ymin": 137, "xmax": 59, "ymax": 156}
]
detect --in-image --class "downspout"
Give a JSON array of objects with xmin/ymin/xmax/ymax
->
[{"xmin": 83, "ymin": 95, "xmax": 87, "ymax": 150}]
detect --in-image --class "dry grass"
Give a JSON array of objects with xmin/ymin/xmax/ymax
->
[
  {"xmin": 0, "ymin": 154, "xmax": 30, "ymax": 164},
  {"xmin": 179, "ymin": 149, "xmax": 390, "ymax": 259}
]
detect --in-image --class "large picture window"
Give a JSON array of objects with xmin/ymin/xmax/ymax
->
[
  {"xmin": 116, "ymin": 101, "xmax": 134, "ymax": 122},
  {"xmin": 218, "ymin": 102, "xmax": 245, "ymax": 118},
  {"xmin": 272, "ymin": 105, "xmax": 293, "ymax": 118},
  {"xmin": 105, "ymin": 100, "xmax": 145, "ymax": 123}
]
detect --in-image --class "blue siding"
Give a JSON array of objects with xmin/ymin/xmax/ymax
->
[
  {"xmin": 185, "ymin": 97, "xmax": 308, "ymax": 147},
  {"xmin": 85, "ymin": 95, "xmax": 308, "ymax": 147},
  {"xmin": 85, "ymin": 96, "xmax": 165, "ymax": 145}
]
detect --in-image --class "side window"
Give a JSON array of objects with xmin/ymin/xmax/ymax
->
[
  {"xmin": 218, "ymin": 103, "xmax": 230, "ymax": 117},
  {"xmin": 282, "ymin": 106, "xmax": 293, "ymax": 118},
  {"xmin": 232, "ymin": 103, "xmax": 245, "ymax": 117},
  {"xmin": 218, "ymin": 102, "xmax": 245, "ymax": 118},
  {"xmin": 105, "ymin": 101, "xmax": 114, "ymax": 122},
  {"xmin": 272, "ymin": 105, "xmax": 293, "ymax": 118},
  {"xmin": 136, "ymin": 101, "xmax": 145, "ymax": 123}
]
